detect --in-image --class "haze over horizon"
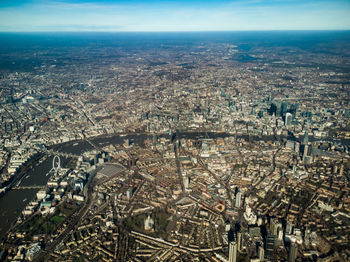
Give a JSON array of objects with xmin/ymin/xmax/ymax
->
[{"xmin": 0, "ymin": 0, "xmax": 349, "ymax": 32}]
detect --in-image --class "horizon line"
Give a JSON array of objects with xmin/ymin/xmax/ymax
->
[{"xmin": 1, "ymin": 29, "xmax": 350, "ymax": 33}]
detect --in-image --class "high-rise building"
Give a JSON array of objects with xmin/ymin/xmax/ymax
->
[
  {"xmin": 278, "ymin": 229, "xmax": 284, "ymax": 241},
  {"xmin": 183, "ymin": 173, "xmax": 190, "ymax": 191},
  {"xmin": 286, "ymin": 221, "xmax": 294, "ymax": 235},
  {"xmin": 289, "ymin": 103, "xmax": 298, "ymax": 118},
  {"xmin": 244, "ymin": 204, "xmax": 257, "ymax": 225},
  {"xmin": 281, "ymin": 101, "xmax": 288, "ymax": 117},
  {"xmin": 270, "ymin": 218, "xmax": 280, "ymax": 235},
  {"xmin": 289, "ymin": 242, "xmax": 298, "ymax": 262},
  {"xmin": 265, "ymin": 235, "xmax": 275, "ymax": 259},
  {"xmin": 258, "ymin": 246, "xmax": 264, "ymax": 261},
  {"xmin": 268, "ymin": 103, "xmax": 277, "ymax": 116},
  {"xmin": 294, "ymin": 142, "xmax": 300, "ymax": 153},
  {"xmin": 237, "ymin": 232, "xmax": 242, "ymax": 252},
  {"xmin": 235, "ymin": 192, "xmax": 242, "ymax": 208},
  {"xmin": 302, "ymin": 144, "xmax": 310, "ymax": 163},
  {"xmin": 285, "ymin": 112, "xmax": 292, "ymax": 126},
  {"xmin": 302, "ymin": 129, "xmax": 309, "ymax": 145},
  {"xmin": 229, "ymin": 241, "xmax": 237, "ymax": 262},
  {"xmin": 126, "ymin": 187, "xmax": 134, "ymax": 200},
  {"xmin": 276, "ymin": 101, "xmax": 281, "ymax": 116}
]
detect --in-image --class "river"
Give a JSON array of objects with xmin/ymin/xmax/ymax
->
[
  {"xmin": 0, "ymin": 156, "xmax": 69, "ymax": 239},
  {"xmin": 0, "ymin": 131, "xmax": 348, "ymax": 239}
]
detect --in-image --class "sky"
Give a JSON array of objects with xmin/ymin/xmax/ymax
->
[{"xmin": 0, "ymin": 0, "xmax": 349, "ymax": 31}]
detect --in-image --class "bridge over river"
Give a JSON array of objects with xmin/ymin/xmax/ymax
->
[
  {"xmin": 12, "ymin": 185, "xmax": 44, "ymax": 190},
  {"xmin": 45, "ymin": 149, "xmax": 79, "ymax": 159}
]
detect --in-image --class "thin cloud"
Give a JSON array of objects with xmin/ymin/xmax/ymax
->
[{"xmin": 0, "ymin": 0, "xmax": 349, "ymax": 31}]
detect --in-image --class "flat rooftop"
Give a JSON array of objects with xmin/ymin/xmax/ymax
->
[{"xmin": 97, "ymin": 164, "xmax": 125, "ymax": 178}]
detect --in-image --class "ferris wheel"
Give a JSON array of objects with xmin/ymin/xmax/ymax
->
[{"xmin": 52, "ymin": 155, "xmax": 61, "ymax": 173}]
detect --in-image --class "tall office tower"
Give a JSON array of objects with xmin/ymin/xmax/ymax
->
[
  {"xmin": 278, "ymin": 229, "xmax": 284, "ymax": 241},
  {"xmin": 229, "ymin": 241, "xmax": 237, "ymax": 262},
  {"xmin": 269, "ymin": 218, "xmax": 278, "ymax": 235},
  {"xmin": 244, "ymin": 204, "xmax": 257, "ymax": 225},
  {"xmin": 183, "ymin": 172, "xmax": 190, "ymax": 191},
  {"xmin": 294, "ymin": 142, "xmax": 300, "ymax": 153},
  {"xmin": 285, "ymin": 112, "xmax": 292, "ymax": 126},
  {"xmin": 302, "ymin": 144, "xmax": 309, "ymax": 162},
  {"xmin": 302, "ymin": 128, "xmax": 309, "ymax": 145},
  {"xmin": 176, "ymin": 137, "xmax": 180, "ymax": 150},
  {"xmin": 286, "ymin": 220, "xmax": 294, "ymax": 235},
  {"xmin": 235, "ymin": 191, "xmax": 242, "ymax": 208},
  {"xmin": 237, "ymin": 232, "xmax": 242, "ymax": 252},
  {"xmin": 269, "ymin": 218, "xmax": 283, "ymax": 244},
  {"xmin": 281, "ymin": 101, "xmax": 288, "ymax": 117},
  {"xmin": 289, "ymin": 243, "xmax": 298, "ymax": 262},
  {"xmin": 265, "ymin": 235, "xmax": 275, "ymax": 259},
  {"xmin": 258, "ymin": 246, "xmax": 265, "ymax": 261},
  {"xmin": 289, "ymin": 103, "xmax": 298, "ymax": 118},
  {"xmin": 275, "ymin": 101, "xmax": 281, "ymax": 116},
  {"xmin": 269, "ymin": 103, "xmax": 277, "ymax": 116}
]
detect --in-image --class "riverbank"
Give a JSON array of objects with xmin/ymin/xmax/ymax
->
[
  {"xmin": 1, "ymin": 130, "xmax": 348, "ymax": 239},
  {"xmin": 0, "ymin": 156, "xmax": 69, "ymax": 239}
]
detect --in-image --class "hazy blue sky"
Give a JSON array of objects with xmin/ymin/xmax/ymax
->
[{"xmin": 0, "ymin": 0, "xmax": 349, "ymax": 31}]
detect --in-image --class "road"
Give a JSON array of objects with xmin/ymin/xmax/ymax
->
[
  {"xmin": 173, "ymin": 140, "xmax": 186, "ymax": 194},
  {"xmin": 183, "ymin": 148, "xmax": 234, "ymax": 209},
  {"xmin": 34, "ymin": 169, "xmax": 97, "ymax": 262},
  {"xmin": 0, "ymin": 153, "xmax": 44, "ymax": 196}
]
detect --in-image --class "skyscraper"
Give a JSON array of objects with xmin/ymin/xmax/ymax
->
[
  {"xmin": 289, "ymin": 103, "xmax": 298, "ymax": 118},
  {"xmin": 294, "ymin": 142, "xmax": 300, "ymax": 154},
  {"xmin": 235, "ymin": 191, "xmax": 242, "ymax": 208},
  {"xmin": 302, "ymin": 128, "xmax": 309, "ymax": 145},
  {"xmin": 281, "ymin": 101, "xmax": 288, "ymax": 117},
  {"xmin": 286, "ymin": 220, "xmax": 294, "ymax": 235},
  {"xmin": 183, "ymin": 173, "xmax": 190, "ymax": 191},
  {"xmin": 289, "ymin": 242, "xmax": 298, "ymax": 262},
  {"xmin": 285, "ymin": 112, "xmax": 292, "ymax": 126},
  {"xmin": 237, "ymin": 232, "xmax": 242, "ymax": 252},
  {"xmin": 229, "ymin": 241, "xmax": 237, "ymax": 262},
  {"xmin": 268, "ymin": 103, "xmax": 277, "ymax": 116},
  {"xmin": 258, "ymin": 246, "xmax": 264, "ymax": 261}
]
